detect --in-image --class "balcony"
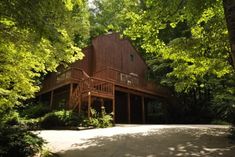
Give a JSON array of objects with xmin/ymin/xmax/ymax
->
[
  {"xmin": 94, "ymin": 67, "xmax": 170, "ymax": 96},
  {"xmin": 40, "ymin": 66, "xmax": 170, "ymax": 97},
  {"xmin": 40, "ymin": 68, "xmax": 114, "ymax": 98},
  {"xmin": 40, "ymin": 68, "xmax": 88, "ymax": 93}
]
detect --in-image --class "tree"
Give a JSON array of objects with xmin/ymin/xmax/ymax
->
[
  {"xmin": 123, "ymin": 0, "xmax": 235, "ymax": 122},
  {"xmin": 0, "ymin": 0, "xmax": 90, "ymax": 113},
  {"xmin": 223, "ymin": 0, "xmax": 235, "ymax": 68},
  {"xmin": 89, "ymin": 0, "xmax": 140, "ymax": 37}
]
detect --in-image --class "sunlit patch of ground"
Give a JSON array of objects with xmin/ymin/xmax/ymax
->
[{"xmin": 36, "ymin": 125, "xmax": 235, "ymax": 157}]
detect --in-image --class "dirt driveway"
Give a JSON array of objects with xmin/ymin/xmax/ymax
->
[{"xmin": 37, "ymin": 125, "xmax": 235, "ymax": 157}]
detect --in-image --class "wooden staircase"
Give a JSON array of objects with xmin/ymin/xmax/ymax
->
[
  {"xmin": 70, "ymin": 84, "xmax": 81, "ymax": 110},
  {"xmin": 69, "ymin": 71, "xmax": 114, "ymax": 111}
]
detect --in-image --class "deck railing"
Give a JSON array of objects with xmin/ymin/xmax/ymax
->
[
  {"xmin": 80, "ymin": 77, "xmax": 114, "ymax": 97},
  {"xmin": 41, "ymin": 66, "xmax": 169, "ymax": 96},
  {"xmin": 94, "ymin": 67, "xmax": 170, "ymax": 95},
  {"xmin": 41, "ymin": 68, "xmax": 89, "ymax": 92},
  {"xmin": 41, "ymin": 67, "xmax": 114, "ymax": 97}
]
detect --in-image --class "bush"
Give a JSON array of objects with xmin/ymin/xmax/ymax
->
[
  {"xmin": 21, "ymin": 118, "xmax": 41, "ymax": 130},
  {"xmin": 40, "ymin": 110, "xmax": 81, "ymax": 129},
  {"xmin": 211, "ymin": 119, "xmax": 230, "ymax": 125},
  {"xmin": 0, "ymin": 125, "xmax": 44, "ymax": 157},
  {"xmin": 3, "ymin": 111, "xmax": 20, "ymax": 125},
  {"xmin": 21, "ymin": 103, "xmax": 52, "ymax": 119},
  {"xmin": 89, "ymin": 107, "xmax": 113, "ymax": 128},
  {"xmin": 228, "ymin": 126, "xmax": 235, "ymax": 142}
]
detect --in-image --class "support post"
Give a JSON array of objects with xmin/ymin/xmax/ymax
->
[
  {"xmin": 112, "ymin": 83, "xmax": 115, "ymax": 124},
  {"xmin": 69, "ymin": 83, "xmax": 73, "ymax": 109},
  {"xmin": 88, "ymin": 92, "xmax": 91, "ymax": 118},
  {"xmin": 112, "ymin": 98, "xmax": 115, "ymax": 124},
  {"xmin": 127, "ymin": 93, "xmax": 131, "ymax": 124},
  {"xmin": 101, "ymin": 98, "xmax": 104, "ymax": 107},
  {"xmin": 141, "ymin": 96, "xmax": 145, "ymax": 124},
  {"xmin": 50, "ymin": 90, "xmax": 54, "ymax": 109},
  {"xmin": 79, "ymin": 93, "xmax": 82, "ymax": 113}
]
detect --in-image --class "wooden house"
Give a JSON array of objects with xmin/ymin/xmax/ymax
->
[{"xmin": 38, "ymin": 33, "xmax": 171, "ymax": 124}]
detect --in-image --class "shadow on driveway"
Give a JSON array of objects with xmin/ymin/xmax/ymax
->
[{"xmin": 56, "ymin": 127, "xmax": 235, "ymax": 157}]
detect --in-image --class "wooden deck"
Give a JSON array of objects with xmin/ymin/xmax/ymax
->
[
  {"xmin": 94, "ymin": 67, "xmax": 170, "ymax": 97},
  {"xmin": 39, "ymin": 67, "xmax": 169, "ymax": 98}
]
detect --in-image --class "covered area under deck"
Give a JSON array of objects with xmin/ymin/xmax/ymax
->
[
  {"xmin": 114, "ymin": 87, "xmax": 167, "ymax": 124},
  {"xmin": 38, "ymin": 83, "xmax": 167, "ymax": 124}
]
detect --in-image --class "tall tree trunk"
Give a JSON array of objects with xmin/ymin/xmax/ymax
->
[{"xmin": 223, "ymin": 0, "xmax": 235, "ymax": 68}]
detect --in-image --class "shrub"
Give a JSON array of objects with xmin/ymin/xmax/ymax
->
[
  {"xmin": 3, "ymin": 111, "xmax": 20, "ymax": 125},
  {"xmin": 21, "ymin": 103, "xmax": 52, "ymax": 119},
  {"xmin": 0, "ymin": 125, "xmax": 44, "ymax": 157},
  {"xmin": 21, "ymin": 118, "xmax": 41, "ymax": 130},
  {"xmin": 89, "ymin": 107, "xmax": 113, "ymax": 128},
  {"xmin": 39, "ymin": 147, "xmax": 59, "ymax": 157},
  {"xmin": 40, "ymin": 112, "xmax": 64, "ymax": 129},
  {"xmin": 228, "ymin": 126, "xmax": 235, "ymax": 142},
  {"xmin": 211, "ymin": 119, "xmax": 230, "ymax": 125},
  {"xmin": 40, "ymin": 110, "xmax": 81, "ymax": 129}
]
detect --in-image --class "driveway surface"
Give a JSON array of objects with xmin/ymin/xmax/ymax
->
[{"xmin": 37, "ymin": 125, "xmax": 235, "ymax": 157}]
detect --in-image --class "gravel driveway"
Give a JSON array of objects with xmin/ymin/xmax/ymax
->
[{"xmin": 37, "ymin": 125, "xmax": 235, "ymax": 157}]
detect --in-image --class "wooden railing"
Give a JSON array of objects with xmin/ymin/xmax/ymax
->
[
  {"xmin": 41, "ymin": 68, "xmax": 89, "ymax": 92},
  {"xmin": 41, "ymin": 67, "xmax": 114, "ymax": 97},
  {"xmin": 80, "ymin": 77, "xmax": 114, "ymax": 97},
  {"xmin": 94, "ymin": 67, "xmax": 170, "ymax": 95},
  {"xmin": 41, "ymin": 66, "xmax": 168, "ymax": 97}
]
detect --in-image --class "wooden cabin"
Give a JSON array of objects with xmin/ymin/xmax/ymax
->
[{"xmin": 38, "ymin": 33, "xmax": 171, "ymax": 124}]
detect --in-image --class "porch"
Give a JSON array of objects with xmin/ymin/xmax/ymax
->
[{"xmin": 38, "ymin": 68, "xmax": 168, "ymax": 124}]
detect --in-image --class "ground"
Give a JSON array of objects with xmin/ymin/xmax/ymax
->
[{"xmin": 37, "ymin": 125, "xmax": 235, "ymax": 157}]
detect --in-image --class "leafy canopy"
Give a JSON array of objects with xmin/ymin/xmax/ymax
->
[
  {"xmin": 121, "ymin": 0, "xmax": 233, "ymax": 92},
  {"xmin": 0, "ymin": 0, "xmax": 90, "ymax": 109}
]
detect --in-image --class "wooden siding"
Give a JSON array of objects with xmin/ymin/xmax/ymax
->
[
  {"xmin": 92, "ymin": 33, "xmax": 148, "ymax": 78},
  {"xmin": 71, "ymin": 46, "xmax": 93, "ymax": 76}
]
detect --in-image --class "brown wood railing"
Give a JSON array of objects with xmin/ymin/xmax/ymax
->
[
  {"xmin": 94, "ymin": 67, "xmax": 170, "ymax": 95},
  {"xmin": 80, "ymin": 77, "xmax": 114, "ymax": 97},
  {"xmin": 41, "ymin": 68, "xmax": 89, "ymax": 92},
  {"xmin": 41, "ymin": 66, "xmax": 168, "ymax": 97}
]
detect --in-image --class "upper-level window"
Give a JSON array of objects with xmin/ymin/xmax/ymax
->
[{"xmin": 130, "ymin": 54, "xmax": 134, "ymax": 61}]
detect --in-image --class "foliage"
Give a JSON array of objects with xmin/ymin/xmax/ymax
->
[
  {"xmin": 39, "ymin": 147, "xmax": 59, "ymax": 157},
  {"xmin": 20, "ymin": 103, "xmax": 52, "ymax": 119},
  {"xmin": 40, "ymin": 110, "xmax": 81, "ymax": 129},
  {"xmin": 21, "ymin": 118, "xmax": 41, "ymax": 130},
  {"xmin": 89, "ymin": 0, "xmax": 140, "ymax": 37},
  {"xmin": 0, "ymin": 0, "xmax": 90, "ymax": 111},
  {"xmin": 0, "ymin": 125, "xmax": 44, "ymax": 157},
  {"xmin": 123, "ymin": 0, "xmax": 232, "ymax": 92},
  {"xmin": 212, "ymin": 74, "xmax": 235, "ymax": 123},
  {"xmin": 146, "ymin": 101, "xmax": 169, "ymax": 124},
  {"xmin": 211, "ymin": 119, "xmax": 230, "ymax": 125},
  {"xmin": 229, "ymin": 127, "xmax": 235, "ymax": 141},
  {"xmin": 2, "ymin": 110, "xmax": 20, "ymax": 126},
  {"xmin": 0, "ymin": 2, "xmax": 90, "ymax": 154},
  {"xmin": 89, "ymin": 107, "xmax": 113, "ymax": 128}
]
